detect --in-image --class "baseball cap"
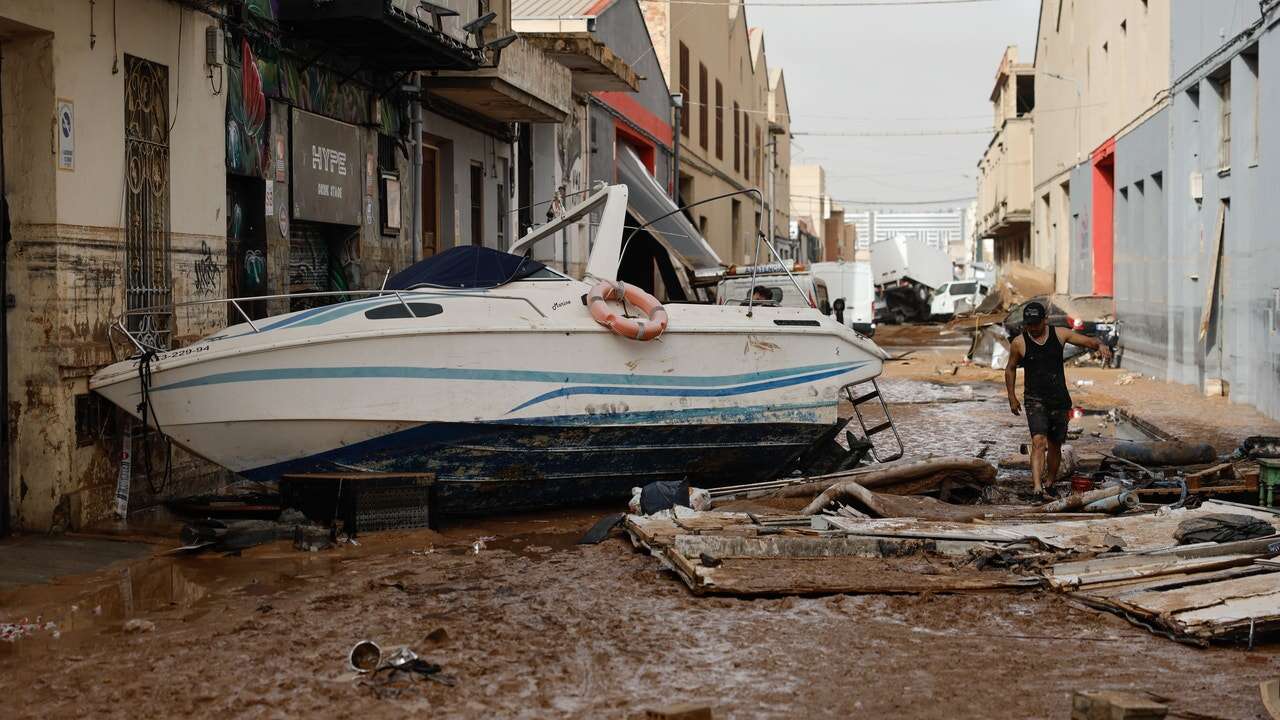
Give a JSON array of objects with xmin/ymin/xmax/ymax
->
[{"xmin": 1023, "ymin": 301, "xmax": 1047, "ymax": 323}]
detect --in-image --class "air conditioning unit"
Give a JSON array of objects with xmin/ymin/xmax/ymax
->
[{"xmin": 1189, "ymin": 170, "xmax": 1203, "ymax": 202}]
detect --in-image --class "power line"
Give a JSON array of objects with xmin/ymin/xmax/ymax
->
[
  {"xmin": 640, "ymin": 0, "xmax": 997, "ymax": 6},
  {"xmin": 680, "ymin": 98, "xmax": 1104, "ymax": 123},
  {"xmin": 791, "ymin": 192, "xmax": 975, "ymax": 206},
  {"xmin": 794, "ymin": 127, "xmax": 993, "ymax": 137}
]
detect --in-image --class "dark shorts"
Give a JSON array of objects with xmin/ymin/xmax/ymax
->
[{"xmin": 1024, "ymin": 396, "xmax": 1069, "ymax": 444}]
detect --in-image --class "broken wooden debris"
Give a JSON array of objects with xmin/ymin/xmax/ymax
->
[
  {"xmin": 644, "ymin": 703, "xmax": 714, "ymax": 720},
  {"xmin": 710, "ymin": 455, "xmax": 998, "ymax": 505},
  {"xmin": 994, "ymin": 501, "xmax": 1280, "ymax": 553},
  {"xmin": 1261, "ymin": 679, "xmax": 1280, "ymax": 720},
  {"xmin": 624, "ymin": 511, "xmax": 1037, "ymax": 596},
  {"xmin": 625, "ymin": 500, "xmax": 1280, "ymax": 643},
  {"xmin": 1037, "ymin": 484, "xmax": 1124, "ymax": 513},
  {"xmin": 1071, "ymin": 690, "xmax": 1167, "ymax": 720},
  {"xmin": 798, "ymin": 479, "xmax": 1025, "ymax": 521},
  {"xmin": 1068, "ymin": 564, "xmax": 1280, "ymax": 644}
]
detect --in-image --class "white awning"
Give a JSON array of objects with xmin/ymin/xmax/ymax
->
[{"xmin": 616, "ymin": 145, "xmax": 723, "ymax": 274}]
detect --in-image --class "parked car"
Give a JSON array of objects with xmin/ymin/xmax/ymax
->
[
  {"xmin": 929, "ymin": 280, "xmax": 990, "ymax": 320},
  {"xmin": 1002, "ymin": 294, "xmax": 1119, "ymax": 358}
]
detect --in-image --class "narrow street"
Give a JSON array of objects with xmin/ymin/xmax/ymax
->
[
  {"xmin": 4, "ymin": 1, "xmax": 1280, "ymax": 717},
  {"xmin": 3, "ymin": 325, "xmax": 1277, "ymax": 719}
]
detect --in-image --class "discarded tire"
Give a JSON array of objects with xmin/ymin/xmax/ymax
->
[{"xmin": 1111, "ymin": 441, "xmax": 1216, "ymax": 467}]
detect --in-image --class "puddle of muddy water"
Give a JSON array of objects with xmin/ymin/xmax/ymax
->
[
  {"xmin": 0, "ymin": 547, "xmax": 344, "ymax": 657},
  {"xmin": 878, "ymin": 378, "xmax": 1000, "ymax": 405}
]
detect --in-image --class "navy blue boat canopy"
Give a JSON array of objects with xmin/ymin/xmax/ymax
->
[{"xmin": 384, "ymin": 246, "xmax": 548, "ymax": 290}]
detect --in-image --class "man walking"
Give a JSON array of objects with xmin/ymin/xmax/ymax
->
[{"xmin": 1005, "ymin": 301, "xmax": 1112, "ymax": 497}]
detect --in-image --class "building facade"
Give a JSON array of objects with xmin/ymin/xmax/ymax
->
[
  {"xmin": 1023, "ymin": 0, "xmax": 1280, "ymax": 421},
  {"xmin": 789, "ymin": 164, "xmax": 827, "ymax": 260},
  {"xmin": 1158, "ymin": 0, "xmax": 1278, "ymax": 416},
  {"xmin": 855, "ymin": 210, "xmax": 965, "ymax": 251},
  {"xmin": 641, "ymin": 0, "xmax": 778, "ymax": 266},
  {"xmin": 0, "ymin": 0, "xmax": 577, "ymax": 532},
  {"xmin": 1032, "ymin": 0, "xmax": 1170, "ymax": 294},
  {"xmin": 976, "ymin": 46, "xmax": 1034, "ymax": 266}
]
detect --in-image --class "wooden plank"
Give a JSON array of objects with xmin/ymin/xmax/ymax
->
[
  {"xmin": 1132, "ymin": 572, "xmax": 1280, "ymax": 616},
  {"xmin": 645, "ymin": 704, "xmax": 713, "ymax": 720},
  {"xmin": 1048, "ymin": 554, "xmax": 1259, "ymax": 589},
  {"xmin": 820, "ymin": 515, "xmax": 1028, "ymax": 543},
  {"xmin": 686, "ymin": 556, "xmax": 1038, "ymax": 596},
  {"xmin": 1072, "ymin": 690, "xmax": 1167, "ymax": 720},
  {"xmin": 1198, "ymin": 200, "xmax": 1226, "ymax": 343},
  {"xmin": 1137, "ymin": 483, "xmax": 1251, "ymax": 497},
  {"xmin": 1079, "ymin": 566, "xmax": 1270, "ymax": 599},
  {"xmin": 670, "ymin": 532, "xmax": 996, "ymax": 561},
  {"xmin": 1261, "ymin": 679, "xmax": 1280, "ymax": 720},
  {"xmin": 1185, "ymin": 462, "xmax": 1234, "ymax": 481}
]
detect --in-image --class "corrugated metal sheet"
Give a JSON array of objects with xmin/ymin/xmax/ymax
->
[{"xmin": 512, "ymin": 0, "xmax": 612, "ymax": 19}]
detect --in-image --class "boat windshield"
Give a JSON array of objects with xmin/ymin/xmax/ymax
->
[{"xmin": 717, "ymin": 274, "xmax": 815, "ymax": 308}]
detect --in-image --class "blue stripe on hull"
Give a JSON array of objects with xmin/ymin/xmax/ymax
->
[
  {"xmin": 152, "ymin": 361, "xmax": 866, "ymax": 394},
  {"xmin": 245, "ymin": 417, "xmax": 831, "ymax": 514}
]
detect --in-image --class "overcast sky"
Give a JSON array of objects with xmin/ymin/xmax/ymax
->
[{"xmin": 749, "ymin": 0, "xmax": 1040, "ymax": 210}]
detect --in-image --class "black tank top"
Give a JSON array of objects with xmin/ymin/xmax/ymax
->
[{"xmin": 1020, "ymin": 327, "xmax": 1071, "ymax": 408}]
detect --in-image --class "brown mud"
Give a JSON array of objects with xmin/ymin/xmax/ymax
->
[
  {"xmin": 3, "ymin": 519, "xmax": 1277, "ymax": 719},
  {"xmin": 3, "ymin": 324, "xmax": 1280, "ymax": 718}
]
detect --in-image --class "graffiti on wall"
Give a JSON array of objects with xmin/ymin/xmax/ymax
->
[
  {"xmin": 192, "ymin": 241, "xmax": 221, "ymax": 296},
  {"xmin": 225, "ymin": 17, "xmax": 406, "ymax": 180},
  {"xmin": 557, "ymin": 108, "xmax": 585, "ymax": 195},
  {"xmin": 227, "ymin": 38, "xmax": 269, "ymax": 177}
]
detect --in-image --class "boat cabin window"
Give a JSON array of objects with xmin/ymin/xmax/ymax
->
[
  {"xmin": 716, "ymin": 275, "xmax": 815, "ymax": 308},
  {"xmin": 365, "ymin": 302, "xmax": 445, "ymax": 320},
  {"xmin": 520, "ymin": 267, "xmax": 570, "ymax": 280}
]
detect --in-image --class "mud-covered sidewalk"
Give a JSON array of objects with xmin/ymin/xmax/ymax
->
[{"xmin": 3, "ymin": 325, "xmax": 1279, "ymax": 719}]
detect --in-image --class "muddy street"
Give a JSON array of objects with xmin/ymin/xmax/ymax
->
[
  {"xmin": 1, "ymin": 513, "xmax": 1277, "ymax": 719},
  {"xmin": 4, "ymin": 360, "xmax": 1279, "ymax": 718}
]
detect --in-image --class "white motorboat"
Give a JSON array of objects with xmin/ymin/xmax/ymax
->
[{"xmin": 91, "ymin": 185, "xmax": 897, "ymax": 513}]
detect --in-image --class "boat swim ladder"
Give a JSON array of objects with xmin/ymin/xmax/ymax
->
[{"xmin": 841, "ymin": 379, "xmax": 904, "ymax": 463}]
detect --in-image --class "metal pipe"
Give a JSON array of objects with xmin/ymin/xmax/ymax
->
[
  {"xmin": 410, "ymin": 75, "xmax": 424, "ymax": 264},
  {"xmin": 393, "ymin": 290, "xmax": 417, "ymax": 317},
  {"xmin": 768, "ymin": 135, "xmax": 776, "ymax": 260},
  {"xmin": 230, "ymin": 300, "xmax": 260, "ymax": 333},
  {"xmin": 1082, "ymin": 491, "xmax": 1139, "ymax": 514},
  {"xmin": 670, "ymin": 94, "xmax": 682, "ymax": 201},
  {"xmin": 0, "ymin": 45, "xmax": 8, "ymax": 535}
]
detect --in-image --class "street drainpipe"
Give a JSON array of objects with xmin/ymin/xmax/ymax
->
[
  {"xmin": 410, "ymin": 75, "xmax": 423, "ymax": 264},
  {"xmin": 670, "ymin": 93, "xmax": 683, "ymax": 201}
]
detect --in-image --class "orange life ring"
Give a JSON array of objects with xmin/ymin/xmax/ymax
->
[{"xmin": 587, "ymin": 280, "xmax": 669, "ymax": 341}]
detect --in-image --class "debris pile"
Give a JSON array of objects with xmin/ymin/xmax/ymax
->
[{"xmin": 625, "ymin": 469, "xmax": 1280, "ymax": 645}]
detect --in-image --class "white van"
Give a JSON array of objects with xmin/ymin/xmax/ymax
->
[
  {"xmin": 811, "ymin": 261, "xmax": 875, "ymax": 336},
  {"xmin": 929, "ymin": 279, "xmax": 990, "ymax": 320}
]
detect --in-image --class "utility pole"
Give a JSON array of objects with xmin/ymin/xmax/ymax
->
[{"xmin": 767, "ymin": 126, "xmax": 786, "ymax": 262}]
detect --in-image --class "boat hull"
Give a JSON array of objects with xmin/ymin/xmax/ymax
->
[{"xmin": 239, "ymin": 418, "xmax": 829, "ymax": 514}]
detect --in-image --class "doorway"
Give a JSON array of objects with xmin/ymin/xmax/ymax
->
[
  {"xmin": 469, "ymin": 163, "xmax": 484, "ymax": 246},
  {"xmin": 226, "ymin": 175, "xmax": 268, "ymax": 322},
  {"xmin": 1203, "ymin": 199, "xmax": 1229, "ymax": 395},
  {"xmin": 422, "ymin": 143, "xmax": 439, "ymax": 257},
  {"xmin": 1091, "ymin": 141, "xmax": 1115, "ymax": 296}
]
